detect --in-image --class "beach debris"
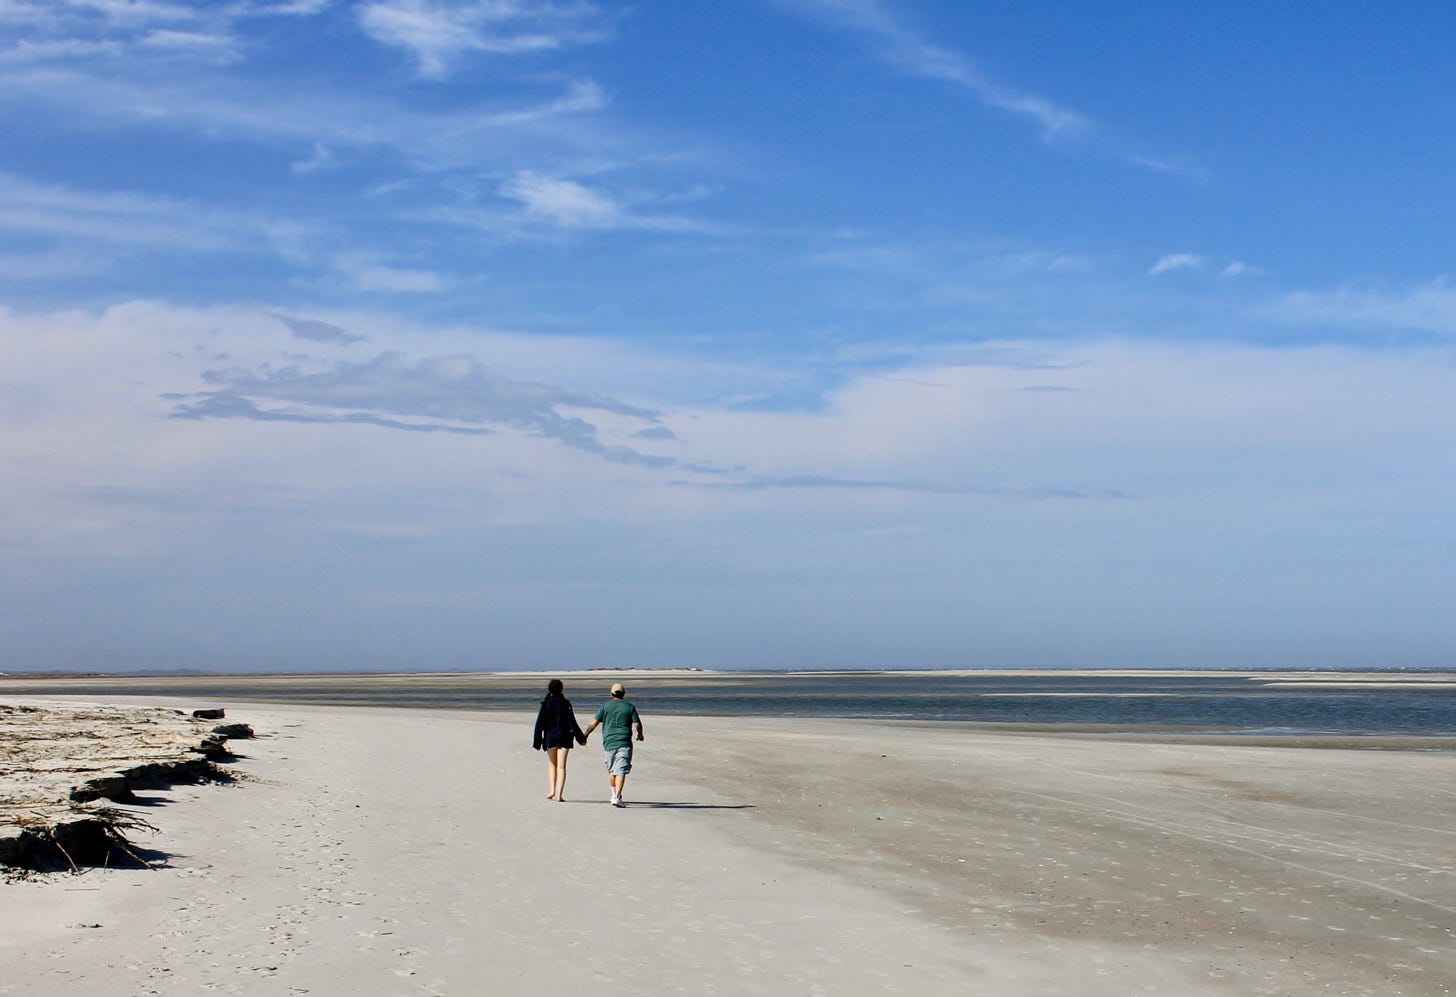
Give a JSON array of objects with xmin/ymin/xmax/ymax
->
[
  {"xmin": 192, "ymin": 737, "xmax": 233, "ymax": 761},
  {"xmin": 0, "ymin": 805, "xmax": 160, "ymax": 872},
  {"xmin": 1, "ymin": 702, "xmax": 247, "ymax": 873},
  {"xmin": 191, "ymin": 708, "xmax": 226, "ymax": 720},
  {"xmin": 69, "ymin": 775, "xmax": 133, "ymax": 804},
  {"xmin": 212, "ymin": 722, "xmax": 254, "ymax": 739}
]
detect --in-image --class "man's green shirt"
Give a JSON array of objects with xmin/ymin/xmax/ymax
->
[{"xmin": 593, "ymin": 698, "xmax": 640, "ymax": 750}]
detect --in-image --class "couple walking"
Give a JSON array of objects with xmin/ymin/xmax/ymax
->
[{"xmin": 532, "ymin": 680, "xmax": 644, "ymax": 807}]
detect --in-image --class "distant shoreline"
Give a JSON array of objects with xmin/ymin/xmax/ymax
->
[{"xmin": 6, "ymin": 665, "xmax": 1456, "ymax": 679}]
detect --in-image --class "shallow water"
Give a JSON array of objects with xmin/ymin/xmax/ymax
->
[{"xmin": 5, "ymin": 670, "xmax": 1456, "ymax": 736}]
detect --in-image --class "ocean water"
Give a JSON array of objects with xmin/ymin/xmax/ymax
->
[{"xmin": 8, "ymin": 670, "xmax": 1456, "ymax": 737}]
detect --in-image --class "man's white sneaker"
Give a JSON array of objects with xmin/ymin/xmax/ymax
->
[{"xmin": 609, "ymin": 792, "xmax": 619, "ymax": 806}]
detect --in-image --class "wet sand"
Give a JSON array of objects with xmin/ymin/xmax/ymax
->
[{"xmin": 2, "ymin": 695, "xmax": 1454, "ymax": 995}]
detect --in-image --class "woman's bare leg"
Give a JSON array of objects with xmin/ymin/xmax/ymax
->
[
  {"xmin": 554, "ymin": 748, "xmax": 570, "ymax": 800},
  {"xmin": 546, "ymin": 747, "xmax": 564, "ymax": 799}
]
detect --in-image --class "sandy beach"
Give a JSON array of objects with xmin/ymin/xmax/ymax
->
[{"xmin": 3, "ymin": 695, "xmax": 1455, "ymax": 996}]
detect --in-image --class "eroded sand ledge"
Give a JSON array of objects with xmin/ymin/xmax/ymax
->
[
  {"xmin": 0, "ymin": 702, "xmax": 247, "ymax": 871},
  {"xmin": 1, "ymin": 696, "xmax": 1454, "ymax": 996}
]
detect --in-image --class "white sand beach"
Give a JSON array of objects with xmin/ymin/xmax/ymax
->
[{"xmin": 3, "ymin": 695, "xmax": 1455, "ymax": 996}]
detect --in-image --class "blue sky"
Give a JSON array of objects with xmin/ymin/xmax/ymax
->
[{"xmin": 3, "ymin": 0, "xmax": 1455, "ymax": 672}]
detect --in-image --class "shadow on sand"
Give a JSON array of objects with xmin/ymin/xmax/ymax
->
[{"xmin": 610, "ymin": 801, "xmax": 755, "ymax": 810}]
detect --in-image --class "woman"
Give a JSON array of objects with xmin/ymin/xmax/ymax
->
[{"xmin": 532, "ymin": 679, "xmax": 588, "ymax": 801}]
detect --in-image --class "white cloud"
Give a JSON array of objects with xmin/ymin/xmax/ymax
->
[
  {"xmin": 778, "ymin": 1, "xmax": 1217, "ymax": 182},
  {"xmin": 0, "ymin": 37, "xmax": 124, "ymax": 62},
  {"xmin": 1121, "ymin": 152, "xmax": 1212, "ymax": 184},
  {"xmin": 989, "ymin": 250, "xmax": 1096, "ymax": 277},
  {"xmin": 340, "ymin": 261, "xmax": 449, "ymax": 294},
  {"xmin": 8, "ymin": 302, "xmax": 1456, "ymax": 668},
  {"xmin": 0, "ymin": 0, "xmax": 327, "ymax": 32},
  {"xmin": 14, "ymin": 0, "xmax": 197, "ymax": 27},
  {"xmin": 0, "ymin": 0, "xmax": 206, "ymax": 55},
  {"xmin": 0, "ymin": 247, "xmax": 114, "ymax": 280},
  {"xmin": 1047, "ymin": 254, "xmax": 1095, "ymax": 274},
  {"xmin": 491, "ymin": 170, "xmax": 714, "ymax": 234},
  {"xmin": 0, "ymin": 172, "xmax": 427, "ymax": 291},
  {"xmin": 479, "ymin": 77, "xmax": 606, "ymax": 126},
  {"xmin": 0, "ymin": 63, "xmax": 622, "ymax": 175},
  {"xmin": 232, "ymin": 0, "xmax": 335, "ymax": 14},
  {"xmin": 780, "ymin": 0, "xmax": 1088, "ymax": 139},
  {"xmin": 1274, "ymin": 278, "xmax": 1456, "ymax": 337},
  {"xmin": 499, "ymin": 170, "xmax": 621, "ymax": 227},
  {"xmin": 357, "ymin": 0, "xmax": 607, "ymax": 79},
  {"xmin": 290, "ymin": 141, "xmax": 339, "ymax": 175},
  {"xmin": 139, "ymin": 28, "xmax": 240, "ymax": 62},
  {"xmin": 1221, "ymin": 260, "xmax": 1264, "ymax": 278},
  {"xmin": 13, "ymin": 301, "xmax": 1455, "ymax": 521},
  {"xmin": 0, "ymin": 0, "xmax": 621, "ymax": 176},
  {"xmin": 1149, "ymin": 253, "xmax": 1202, "ymax": 275},
  {"xmin": 0, "ymin": 170, "xmax": 242, "ymax": 250}
]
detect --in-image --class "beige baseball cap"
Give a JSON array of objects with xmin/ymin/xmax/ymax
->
[{"xmin": 610, "ymin": 682, "xmax": 626, "ymax": 696}]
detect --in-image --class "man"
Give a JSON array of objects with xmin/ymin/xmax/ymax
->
[{"xmin": 583, "ymin": 682, "xmax": 644, "ymax": 807}]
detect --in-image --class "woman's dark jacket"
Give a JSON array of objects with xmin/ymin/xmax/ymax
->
[{"xmin": 533, "ymin": 694, "xmax": 587, "ymax": 750}]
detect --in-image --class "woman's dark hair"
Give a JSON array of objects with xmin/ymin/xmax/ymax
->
[{"xmin": 546, "ymin": 679, "xmax": 564, "ymax": 696}]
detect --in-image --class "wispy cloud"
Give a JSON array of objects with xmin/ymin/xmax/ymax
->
[
  {"xmin": 778, "ymin": 0, "xmax": 1088, "ymax": 139},
  {"xmin": 476, "ymin": 77, "xmax": 607, "ymax": 126},
  {"xmin": 273, "ymin": 313, "xmax": 366, "ymax": 345},
  {"xmin": 778, "ymin": 0, "xmax": 1212, "ymax": 182},
  {"xmin": 0, "ymin": 0, "xmax": 197, "ymax": 29},
  {"xmin": 500, "ymin": 170, "xmax": 622, "ymax": 227},
  {"xmin": 0, "ymin": 247, "xmax": 115, "ymax": 280},
  {"xmin": 495, "ymin": 170, "xmax": 714, "ymax": 233},
  {"xmin": 169, "ymin": 351, "xmax": 676, "ymax": 466},
  {"xmin": 137, "ymin": 27, "xmax": 241, "ymax": 62},
  {"xmin": 0, "ymin": 0, "xmax": 242, "ymax": 67},
  {"xmin": 331, "ymin": 256, "xmax": 449, "ymax": 294},
  {"xmin": 357, "ymin": 0, "xmax": 608, "ymax": 79},
  {"xmin": 0, "ymin": 0, "xmax": 622, "ymax": 178},
  {"xmin": 687, "ymin": 473, "xmax": 1119, "ymax": 500},
  {"xmin": 1121, "ymin": 152, "xmax": 1212, "ymax": 184},
  {"xmin": 1221, "ymin": 260, "xmax": 1264, "ymax": 278},
  {"xmin": 235, "ymin": 0, "xmax": 336, "ymax": 14},
  {"xmin": 0, "ymin": 171, "xmax": 441, "ymax": 291},
  {"xmin": 1149, "ymin": 253, "xmax": 1202, "ymax": 275},
  {"xmin": 0, "ymin": 37, "xmax": 123, "ymax": 62},
  {"xmin": 0, "ymin": 170, "xmax": 244, "ymax": 250},
  {"xmin": 1273, "ymin": 278, "xmax": 1456, "ymax": 337},
  {"xmin": 1149, "ymin": 253, "xmax": 1264, "ymax": 279},
  {"xmin": 0, "ymin": 65, "xmax": 616, "ymax": 173},
  {"xmin": 289, "ymin": 142, "xmax": 338, "ymax": 175},
  {"xmin": 1, "ymin": 0, "xmax": 328, "ymax": 38}
]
